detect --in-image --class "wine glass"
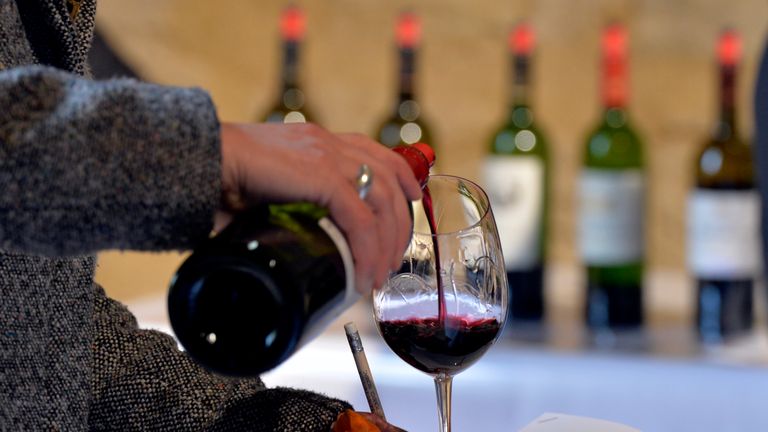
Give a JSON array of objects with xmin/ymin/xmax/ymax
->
[{"xmin": 373, "ymin": 174, "xmax": 508, "ymax": 432}]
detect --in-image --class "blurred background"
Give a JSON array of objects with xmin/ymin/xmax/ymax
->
[
  {"xmin": 90, "ymin": 0, "xmax": 768, "ymax": 430},
  {"xmin": 94, "ymin": 0, "xmax": 766, "ymax": 297}
]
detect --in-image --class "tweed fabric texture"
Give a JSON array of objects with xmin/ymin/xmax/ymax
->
[
  {"xmin": 0, "ymin": 252, "xmax": 95, "ymax": 430},
  {"xmin": 14, "ymin": 0, "xmax": 95, "ymax": 75},
  {"xmin": 0, "ymin": 65, "xmax": 222, "ymax": 255},
  {"xmin": 89, "ymin": 285, "xmax": 350, "ymax": 431},
  {"xmin": 0, "ymin": 0, "xmax": 351, "ymax": 430}
]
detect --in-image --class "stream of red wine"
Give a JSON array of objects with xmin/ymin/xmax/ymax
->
[
  {"xmin": 421, "ymin": 186, "xmax": 446, "ymax": 324},
  {"xmin": 378, "ymin": 185, "xmax": 501, "ymax": 375}
]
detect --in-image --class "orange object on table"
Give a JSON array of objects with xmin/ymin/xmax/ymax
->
[{"xmin": 332, "ymin": 410, "xmax": 382, "ymax": 432}]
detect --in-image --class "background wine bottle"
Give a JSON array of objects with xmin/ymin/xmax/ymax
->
[
  {"xmin": 578, "ymin": 24, "xmax": 645, "ymax": 330},
  {"xmin": 375, "ymin": 12, "xmax": 434, "ymax": 151},
  {"xmin": 484, "ymin": 23, "xmax": 549, "ymax": 323},
  {"xmin": 262, "ymin": 5, "xmax": 314, "ymax": 124},
  {"xmin": 167, "ymin": 144, "xmax": 435, "ymax": 377},
  {"xmin": 687, "ymin": 30, "xmax": 758, "ymax": 343}
]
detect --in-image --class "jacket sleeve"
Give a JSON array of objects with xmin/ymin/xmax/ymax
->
[
  {"xmin": 89, "ymin": 284, "xmax": 352, "ymax": 431},
  {"xmin": 0, "ymin": 65, "xmax": 221, "ymax": 255}
]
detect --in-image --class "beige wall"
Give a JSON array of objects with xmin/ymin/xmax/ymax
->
[{"xmin": 93, "ymin": 0, "xmax": 768, "ymax": 302}]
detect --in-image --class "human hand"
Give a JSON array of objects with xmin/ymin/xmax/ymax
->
[
  {"xmin": 331, "ymin": 409, "xmax": 408, "ymax": 432},
  {"xmin": 217, "ymin": 122, "xmax": 423, "ymax": 295}
]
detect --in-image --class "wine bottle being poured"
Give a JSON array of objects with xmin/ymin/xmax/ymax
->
[{"xmin": 168, "ymin": 143, "xmax": 435, "ymax": 377}]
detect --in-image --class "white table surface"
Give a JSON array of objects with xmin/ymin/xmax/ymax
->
[{"xmin": 127, "ymin": 266, "xmax": 768, "ymax": 431}]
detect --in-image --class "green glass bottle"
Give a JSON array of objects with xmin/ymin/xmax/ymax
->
[
  {"xmin": 688, "ymin": 30, "xmax": 758, "ymax": 343},
  {"xmin": 578, "ymin": 24, "xmax": 645, "ymax": 330},
  {"xmin": 375, "ymin": 12, "xmax": 434, "ymax": 151},
  {"xmin": 485, "ymin": 23, "xmax": 549, "ymax": 322},
  {"xmin": 262, "ymin": 5, "xmax": 315, "ymax": 124}
]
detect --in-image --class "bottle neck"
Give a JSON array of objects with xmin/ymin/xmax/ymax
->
[
  {"xmin": 511, "ymin": 54, "xmax": 530, "ymax": 107},
  {"xmin": 603, "ymin": 106, "xmax": 628, "ymax": 128},
  {"xmin": 717, "ymin": 64, "xmax": 737, "ymax": 139},
  {"xmin": 392, "ymin": 144, "xmax": 434, "ymax": 185},
  {"xmin": 601, "ymin": 51, "xmax": 628, "ymax": 109},
  {"xmin": 398, "ymin": 47, "xmax": 416, "ymax": 103},
  {"xmin": 507, "ymin": 53, "xmax": 535, "ymax": 128},
  {"xmin": 281, "ymin": 40, "xmax": 300, "ymax": 91}
]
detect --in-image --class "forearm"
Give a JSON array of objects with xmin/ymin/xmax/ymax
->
[
  {"xmin": 211, "ymin": 387, "xmax": 351, "ymax": 431},
  {"xmin": 0, "ymin": 65, "xmax": 220, "ymax": 255}
]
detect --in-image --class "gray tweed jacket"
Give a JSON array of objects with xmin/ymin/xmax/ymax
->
[{"xmin": 0, "ymin": 0, "xmax": 351, "ymax": 430}]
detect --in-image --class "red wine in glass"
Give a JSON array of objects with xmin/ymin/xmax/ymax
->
[
  {"xmin": 401, "ymin": 182, "xmax": 497, "ymax": 373},
  {"xmin": 379, "ymin": 316, "xmax": 501, "ymax": 375},
  {"xmin": 375, "ymin": 174, "xmax": 506, "ymax": 432}
]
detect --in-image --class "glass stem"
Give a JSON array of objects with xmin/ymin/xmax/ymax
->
[{"xmin": 434, "ymin": 373, "xmax": 453, "ymax": 432}]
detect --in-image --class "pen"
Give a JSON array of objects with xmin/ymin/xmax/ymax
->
[{"xmin": 344, "ymin": 321, "xmax": 386, "ymax": 420}]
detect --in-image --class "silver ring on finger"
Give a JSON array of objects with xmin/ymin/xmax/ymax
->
[{"xmin": 355, "ymin": 164, "xmax": 374, "ymax": 199}]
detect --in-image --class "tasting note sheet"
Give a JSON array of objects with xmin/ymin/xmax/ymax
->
[{"xmin": 519, "ymin": 413, "xmax": 641, "ymax": 432}]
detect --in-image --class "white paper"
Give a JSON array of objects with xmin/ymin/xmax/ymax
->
[{"xmin": 519, "ymin": 413, "xmax": 641, "ymax": 432}]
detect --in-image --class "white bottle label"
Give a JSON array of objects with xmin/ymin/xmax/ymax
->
[
  {"xmin": 578, "ymin": 169, "xmax": 644, "ymax": 265},
  {"xmin": 483, "ymin": 156, "xmax": 544, "ymax": 270},
  {"xmin": 687, "ymin": 189, "xmax": 760, "ymax": 279},
  {"xmin": 297, "ymin": 217, "xmax": 359, "ymax": 348}
]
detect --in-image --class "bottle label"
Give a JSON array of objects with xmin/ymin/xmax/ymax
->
[
  {"xmin": 687, "ymin": 189, "xmax": 760, "ymax": 279},
  {"xmin": 483, "ymin": 156, "xmax": 544, "ymax": 270},
  {"xmin": 298, "ymin": 217, "xmax": 358, "ymax": 347},
  {"xmin": 578, "ymin": 169, "xmax": 644, "ymax": 265}
]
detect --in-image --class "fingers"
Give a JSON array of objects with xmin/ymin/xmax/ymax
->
[
  {"xmin": 324, "ymin": 180, "xmax": 379, "ymax": 296},
  {"xmin": 218, "ymin": 123, "xmax": 420, "ymax": 297},
  {"xmin": 339, "ymin": 133, "xmax": 423, "ymax": 201},
  {"xmin": 326, "ymin": 159, "xmax": 404, "ymax": 294},
  {"xmin": 364, "ymin": 171, "xmax": 413, "ymax": 271},
  {"xmin": 357, "ymin": 164, "xmax": 403, "ymax": 281},
  {"xmin": 335, "ymin": 134, "xmax": 417, "ymax": 271}
]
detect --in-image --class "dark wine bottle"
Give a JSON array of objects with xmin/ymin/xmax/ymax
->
[
  {"xmin": 688, "ymin": 30, "xmax": 758, "ymax": 343},
  {"xmin": 578, "ymin": 24, "xmax": 645, "ymax": 330},
  {"xmin": 261, "ymin": 5, "xmax": 314, "ymax": 124},
  {"xmin": 485, "ymin": 23, "xmax": 549, "ymax": 322},
  {"xmin": 167, "ymin": 144, "xmax": 435, "ymax": 377},
  {"xmin": 375, "ymin": 12, "xmax": 434, "ymax": 152}
]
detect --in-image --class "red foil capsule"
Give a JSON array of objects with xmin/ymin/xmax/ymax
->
[
  {"xmin": 509, "ymin": 22, "xmax": 535, "ymax": 56},
  {"xmin": 601, "ymin": 23, "xmax": 628, "ymax": 108},
  {"xmin": 718, "ymin": 29, "xmax": 741, "ymax": 67},
  {"xmin": 280, "ymin": 5, "xmax": 306, "ymax": 42},
  {"xmin": 396, "ymin": 11, "xmax": 421, "ymax": 49}
]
